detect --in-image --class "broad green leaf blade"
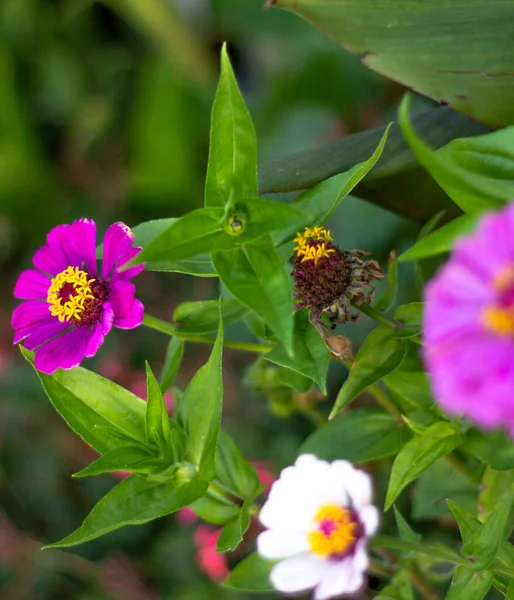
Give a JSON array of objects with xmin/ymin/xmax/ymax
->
[
  {"xmin": 212, "ymin": 237, "xmax": 294, "ymax": 354},
  {"xmin": 176, "ymin": 306, "xmax": 224, "ymax": 481},
  {"xmin": 273, "ymin": 1, "xmax": 514, "ymax": 127},
  {"xmin": 444, "ymin": 566, "xmax": 493, "ymax": 600},
  {"xmin": 464, "ymin": 430, "xmax": 514, "ymax": 471},
  {"xmin": 274, "ymin": 125, "xmax": 391, "ymax": 246},
  {"xmin": 330, "ymin": 326, "xmax": 406, "ymax": 418},
  {"xmin": 259, "ymin": 106, "xmax": 486, "ymax": 226},
  {"xmin": 189, "ymin": 493, "xmax": 239, "ymax": 526},
  {"xmin": 393, "ymin": 506, "xmax": 421, "ymax": 544},
  {"xmin": 223, "ymin": 553, "xmax": 275, "ymax": 592},
  {"xmin": 277, "ymin": 365, "xmax": 312, "ymax": 393},
  {"xmin": 217, "ymin": 488, "xmax": 262, "ymax": 553},
  {"xmin": 160, "ymin": 337, "xmax": 184, "ymax": 393},
  {"xmin": 399, "ymin": 96, "xmax": 511, "ymax": 214},
  {"xmin": 300, "ymin": 408, "xmax": 411, "ymax": 463},
  {"xmin": 399, "ymin": 214, "xmax": 479, "ymax": 262},
  {"xmin": 145, "ymin": 362, "xmax": 172, "ymax": 452},
  {"xmin": 385, "ymin": 422, "xmax": 460, "ymax": 510},
  {"xmin": 73, "ymin": 446, "xmax": 159, "ymax": 478},
  {"xmin": 21, "ymin": 347, "xmax": 146, "ymax": 454},
  {"xmin": 372, "ymin": 534, "xmax": 463, "ymax": 564},
  {"xmin": 479, "ymin": 468, "xmax": 514, "ymax": 521},
  {"xmin": 265, "ymin": 311, "xmax": 329, "ymax": 393},
  {"xmin": 205, "ymin": 44, "xmax": 257, "ymax": 208},
  {"xmin": 376, "ymin": 570, "xmax": 413, "ymax": 600},
  {"xmin": 173, "ymin": 299, "xmax": 248, "ymax": 335},
  {"xmin": 507, "ymin": 579, "xmax": 514, "ymax": 599},
  {"xmin": 46, "ymin": 476, "xmax": 207, "ymax": 548},
  {"xmin": 216, "ymin": 429, "xmax": 260, "ymax": 500},
  {"xmin": 462, "ymin": 483, "xmax": 514, "ymax": 570},
  {"xmin": 133, "ymin": 218, "xmax": 217, "ymax": 276},
  {"xmin": 375, "ymin": 251, "xmax": 398, "ymax": 313}
]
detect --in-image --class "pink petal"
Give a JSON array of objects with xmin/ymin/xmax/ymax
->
[
  {"xmin": 109, "ymin": 281, "xmax": 135, "ymax": 315},
  {"xmin": 34, "ymin": 327, "xmax": 89, "ymax": 374},
  {"xmin": 102, "ymin": 301, "xmax": 114, "ymax": 335},
  {"xmin": 102, "ymin": 222, "xmax": 137, "ymax": 280},
  {"xmin": 85, "ymin": 322, "xmax": 105, "ymax": 358},
  {"xmin": 14, "ymin": 270, "xmax": 50, "ymax": 300},
  {"xmin": 71, "ymin": 218, "xmax": 98, "ymax": 276},
  {"xmin": 17, "ymin": 318, "xmax": 70, "ymax": 350},
  {"xmin": 12, "ymin": 300, "xmax": 52, "ymax": 330},
  {"xmin": 33, "ymin": 244, "xmax": 69, "ymax": 276},
  {"xmin": 111, "ymin": 245, "xmax": 144, "ymax": 282},
  {"xmin": 113, "ymin": 299, "xmax": 144, "ymax": 330},
  {"xmin": 46, "ymin": 224, "xmax": 81, "ymax": 268}
]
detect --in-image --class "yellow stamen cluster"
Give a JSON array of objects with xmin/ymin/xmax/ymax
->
[
  {"xmin": 307, "ymin": 504, "xmax": 358, "ymax": 557},
  {"xmin": 47, "ymin": 266, "xmax": 95, "ymax": 323},
  {"xmin": 293, "ymin": 226, "xmax": 335, "ymax": 265},
  {"xmin": 483, "ymin": 306, "xmax": 514, "ymax": 336}
]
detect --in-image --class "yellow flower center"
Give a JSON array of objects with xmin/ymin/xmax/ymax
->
[
  {"xmin": 483, "ymin": 306, "xmax": 514, "ymax": 336},
  {"xmin": 493, "ymin": 266, "xmax": 514, "ymax": 293},
  {"xmin": 293, "ymin": 226, "xmax": 335, "ymax": 265},
  {"xmin": 47, "ymin": 266, "xmax": 96, "ymax": 323},
  {"xmin": 307, "ymin": 504, "xmax": 359, "ymax": 558}
]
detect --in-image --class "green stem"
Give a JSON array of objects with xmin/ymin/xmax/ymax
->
[
  {"xmin": 351, "ymin": 300, "xmax": 396, "ymax": 330},
  {"xmin": 143, "ymin": 314, "xmax": 272, "ymax": 354}
]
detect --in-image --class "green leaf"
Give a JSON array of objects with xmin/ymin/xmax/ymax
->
[
  {"xmin": 479, "ymin": 468, "xmax": 514, "ymax": 521},
  {"xmin": 376, "ymin": 569, "xmax": 413, "ymax": 600},
  {"xmin": 394, "ymin": 303, "xmax": 423, "ymax": 337},
  {"xmin": 72, "ymin": 446, "xmax": 159, "ymax": 478},
  {"xmin": 212, "ymin": 237, "xmax": 294, "ymax": 354},
  {"xmin": 464, "ymin": 430, "xmax": 514, "ymax": 471},
  {"xmin": 394, "ymin": 506, "xmax": 421, "ymax": 544},
  {"xmin": 45, "ymin": 476, "xmax": 207, "ymax": 548},
  {"xmin": 259, "ymin": 105, "xmax": 486, "ymax": 224},
  {"xmin": 216, "ymin": 429, "xmax": 260, "ymax": 500},
  {"xmin": 383, "ymin": 370, "xmax": 434, "ymax": 411},
  {"xmin": 399, "ymin": 214, "xmax": 479, "ymax": 262},
  {"xmin": 330, "ymin": 326, "xmax": 407, "ymax": 418},
  {"xmin": 375, "ymin": 251, "xmax": 399, "ymax": 313},
  {"xmin": 385, "ymin": 422, "xmax": 460, "ymax": 510},
  {"xmin": 273, "ymin": 1, "xmax": 514, "ymax": 127},
  {"xmin": 372, "ymin": 534, "xmax": 463, "ymax": 565},
  {"xmin": 265, "ymin": 311, "xmax": 329, "ymax": 393},
  {"xmin": 205, "ymin": 43, "xmax": 257, "ymax": 208},
  {"xmin": 300, "ymin": 408, "xmax": 411, "ymax": 463},
  {"xmin": 176, "ymin": 305, "xmax": 223, "ymax": 481},
  {"xmin": 274, "ymin": 124, "xmax": 391, "ymax": 245},
  {"xmin": 159, "ymin": 337, "xmax": 184, "ymax": 393},
  {"xmin": 506, "ymin": 579, "xmax": 514, "ymax": 599},
  {"xmin": 462, "ymin": 483, "xmax": 514, "ymax": 570},
  {"xmin": 399, "ymin": 95, "xmax": 510, "ymax": 213},
  {"xmin": 444, "ymin": 566, "xmax": 493, "ymax": 600},
  {"xmin": 277, "ymin": 365, "xmax": 312, "ymax": 393},
  {"xmin": 133, "ymin": 218, "xmax": 216, "ymax": 276},
  {"xmin": 173, "ymin": 299, "xmax": 248, "ymax": 335},
  {"xmin": 223, "ymin": 552, "xmax": 275, "ymax": 592},
  {"xmin": 217, "ymin": 487, "xmax": 263, "ymax": 553},
  {"xmin": 145, "ymin": 363, "xmax": 172, "ymax": 453},
  {"xmin": 21, "ymin": 347, "xmax": 146, "ymax": 454},
  {"xmin": 189, "ymin": 494, "xmax": 239, "ymax": 526}
]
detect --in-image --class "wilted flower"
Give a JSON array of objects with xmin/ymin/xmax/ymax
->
[
  {"xmin": 257, "ymin": 454, "xmax": 379, "ymax": 599},
  {"xmin": 292, "ymin": 226, "xmax": 383, "ymax": 327},
  {"xmin": 12, "ymin": 219, "xmax": 144, "ymax": 374},
  {"xmin": 424, "ymin": 203, "xmax": 514, "ymax": 434}
]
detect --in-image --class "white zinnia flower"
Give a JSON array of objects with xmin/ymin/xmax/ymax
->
[{"xmin": 257, "ymin": 454, "xmax": 379, "ymax": 599}]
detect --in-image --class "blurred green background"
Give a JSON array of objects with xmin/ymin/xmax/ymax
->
[{"xmin": 0, "ymin": 1, "xmax": 426, "ymax": 598}]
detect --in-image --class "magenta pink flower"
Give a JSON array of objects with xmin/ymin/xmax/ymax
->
[
  {"xmin": 12, "ymin": 219, "xmax": 144, "ymax": 374},
  {"xmin": 424, "ymin": 203, "xmax": 514, "ymax": 434}
]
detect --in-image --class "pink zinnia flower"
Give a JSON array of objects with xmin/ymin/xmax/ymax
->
[
  {"xmin": 424, "ymin": 203, "xmax": 514, "ymax": 434},
  {"xmin": 12, "ymin": 219, "xmax": 144, "ymax": 374}
]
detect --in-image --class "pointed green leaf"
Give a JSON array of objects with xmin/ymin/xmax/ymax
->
[
  {"xmin": 462, "ymin": 483, "xmax": 514, "ymax": 570},
  {"xmin": 45, "ymin": 476, "xmax": 207, "ymax": 548},
  {"xmin": 506, "ymin": 579, "xmax": 514, "ymax": 599},
  {"xmin": 173, "ymin": 299, "xmax": 248, "ymax": 335},
  {"xmin": 385, "ymin": 422, "xmax": 460, "ymax": 510},
  {"xmin": 145, "ymin": 362, "xmax": 172, "ymax": 453},
  {"xmin": 216, "ymin": 429, "xmax": 260, "ymax": 500},
  {"xmin": 217, "ymin": 487, "xmax": 263, "ymax": 553},
  {"xmin": 159, "ymin": 337, "xmax": 184, "ymax": 393},
  {"xmin": 265, "ymin": 311, "xmax": 329, "ymax": 393},
  {"xmin": 189, "ymin": 494, "xmax": 239, "ymax": 526},
  {"xmin": 479, "ymin": 469, "xmax": 514, "ymax": 521},
  {"xmin": 375, "ymin": 251, "xmax": 399, "ymax": 313},
  {"xmin": 300, "ymin": 408, "xmax": 411, "ymax": 464},
  {"xmin": 223, "ymin": 552, "xmax": 275, "ymax": 592},
  {"xmin": 21, "ymin": 347, "xmax": 146, "ymax": 454},
  {"xmin": 73, "ymin": 446, "xmax": 159, "ymax": 478},
  {"xmin": 212, "ymin": 237, "xmax": 293, "ymax": 354},
  {"xmin": 394, "ymin": 506, "xmax": 421, "ymax": 544},
  {"xmin": 205, "ymin": 43, "xmax": 257, "ymax": 208},
  {"xmin": 464, "ymin": 430, "xmax": 514, "ymax": 471},
  {"xmin": 176, "ymin": 305, "xmax": 224, "ymax": 480},
  {"xmin": 330, "ymin": 326, "xmax": 407, "ymax": 418},
  {"xmin": 444, "ymin": 566, "xmax": 493, "ymax": 600},
  {"xmin": 376, "ymin": 569, "xmax": 413, "ymax": 600}
]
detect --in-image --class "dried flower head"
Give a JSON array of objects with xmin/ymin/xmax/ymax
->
[{"xmin": 292, "ymin": 226, "xmax": 384, "ymax": 327}]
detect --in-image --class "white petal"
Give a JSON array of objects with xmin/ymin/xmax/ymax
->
[
  {"xmin": 270, "ymin": 554, "xmax": 326, "ymax": 594},
  {"xmin": 359, "ymin": 505, "xmax": 380, "ymax": 536},
  {"xmin": 314, "ymin": 557, "xmax": 366, "ymax": 600},
  {"xmin": 331, "ymin": 461, "xmax": 373, "ymax": 509},
  {"xmin": 259, "ymin": 486, "xmax": 319, "ymax": 532},
  {"xmin": 257, "ymin": 530, "xmax": 309, "ymax": 559}
]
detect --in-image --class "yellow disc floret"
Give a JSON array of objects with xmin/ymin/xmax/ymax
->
[
  {"xmin": 47, "ymin": 266, "xmax": 95, "ymax": 323},
  {"xmin": 483, "ymin": 306, "xmax": 514, "ymax": 336},
  {"xmin": 293, "ymin": 226, "xmax": 335, "ymax": 265},
  {"xmin": 307, "ymin": 504, "xmax": 359, "ymax": 557}
]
